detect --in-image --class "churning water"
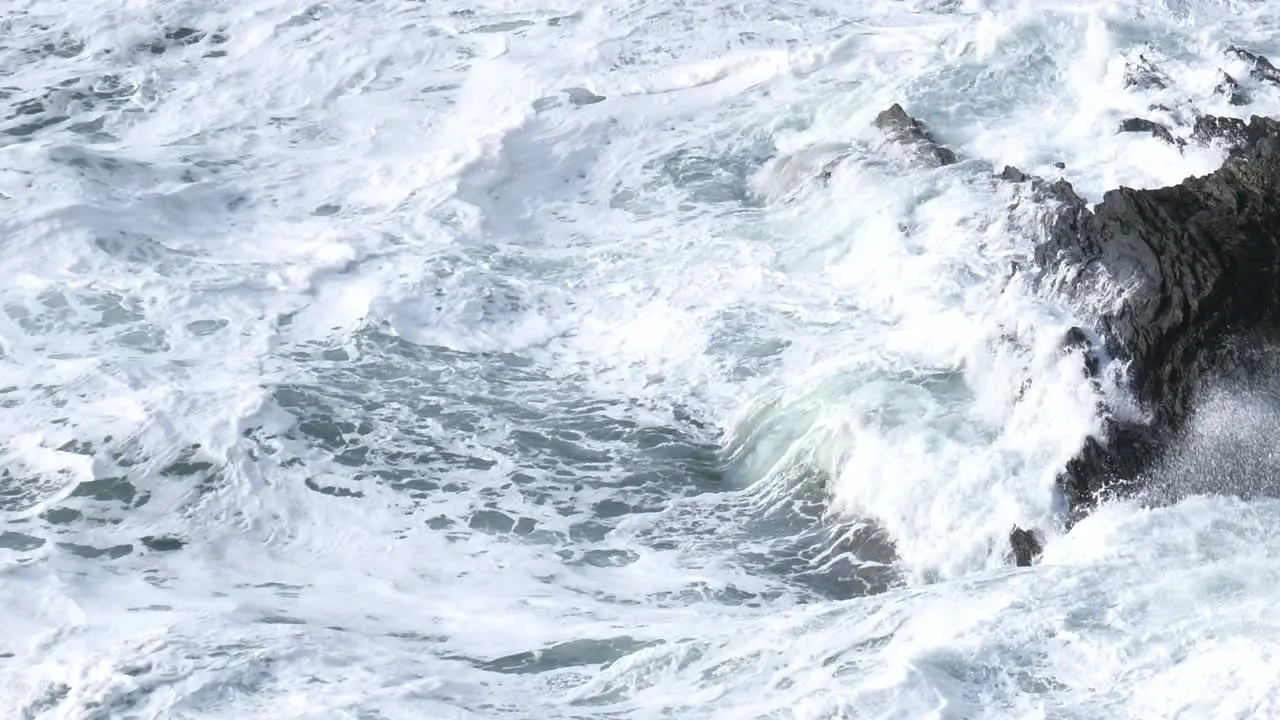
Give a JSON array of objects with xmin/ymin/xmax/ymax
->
[{"xmin": 4, "ymin": 0, "xmax": 1280, "ymax": 717}]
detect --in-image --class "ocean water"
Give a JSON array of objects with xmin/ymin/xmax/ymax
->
[{"xmin": 3, "ymin": 0, "xmax": 1280, "ymax": 717}]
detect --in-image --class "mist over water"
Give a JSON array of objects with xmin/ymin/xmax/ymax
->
[{"xmin": 5, "ymin": 0, "xmax": 1280, "ymax": 717}]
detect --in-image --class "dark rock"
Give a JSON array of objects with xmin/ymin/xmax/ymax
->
[
  {"xmin": 872, "ymin": 104, "xmax": 958, "ymax": 167},
  {"xmin": 1053, "ymin": 161, "xmax": 1066, "ymax": 169},
  {"xmin": 1009, "ymin": 526, "xmax": 1042, "ymax": 567},
  {"xmin": 1124, "ymin": 54, "xmax": 1169, "ymax": 91},
  {"xmin": 1214, "ymin": 70, "xmax": 1250, "ymax": 106},
  {"xmin": 1046, "ymin": 178, "xmax": 1082, "ymax": 205},
  {"xmin": 1226, "ymin": 45, "xmax": 1280, "ymax": 85},
  {"xmin": 1036, "ymin": 114, "xmax": 1280, "ymax": 514},
  {"xmin": 1061, "ymin": 326, "xmax": 1101, "ymax": 378},
  {"xmin": 1117, "ymin": 117, "xmax": 1180, "ymax": 147},
  {"xmin": 1000, "ymin": 165, "xmax": 1028, "ymax": 182},
  {"xmin": 1190, "ymin": 114, "xmax": 1278, "ymax": 149}
]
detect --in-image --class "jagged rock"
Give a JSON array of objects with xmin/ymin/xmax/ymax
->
[
  {"xmin": 1045, "ymin": 177, "xmax": 1082, "ymax": 205},
  {"xmin": 1000, "ymin": 165, "xmax": 1028, "ymax": 182},
  {"xmin": 1124, "ymin": 54, "xmax": 1169, "ymax": 91},
  {"xmin": 872, "ymin": 104, "xmax": 957, "ymax": 167},
  {"xmin": 1191, "ymin": 113, "xmax": 1279, "ymax": 148},
  {"xmin": 1214, "ymin": 70, "xmax": 1250, "ymax": 106},
  {"xmin": 1035, "ymin": 114, "xmax": 1280, "ymax": 515},
  {"xmin": 1226, "ymin": 45, "xmax": 1280, "ymax": 85},
  {"xmin": 1117, "ymin": 117, "xmax": 1180, "ymax": 146}
]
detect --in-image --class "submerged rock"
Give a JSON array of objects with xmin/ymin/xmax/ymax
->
[
  {"xmin": 1036, "ymin": 114, "xmax": 1280, "ymax": 516},
  {"xmin": 1124, "ymin": 54, "xmax": 1169, "ymax": 91},
  {"xmin": 872, "ymin": 103, "xmax": 958, "ymax": 167}
]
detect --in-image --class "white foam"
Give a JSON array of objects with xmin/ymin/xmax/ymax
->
[{"xmin": 5, "ymin": 0, "xmax": 1280, "ymax": 717}]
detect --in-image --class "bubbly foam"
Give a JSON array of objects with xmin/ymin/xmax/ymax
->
[{"xmin": 4, "ymin": 0, "xmax": 1280, "ymax": 717}]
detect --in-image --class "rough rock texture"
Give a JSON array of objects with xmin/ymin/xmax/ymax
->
[
  {"xmin": 1036, "ymin": 114, "xmax": 1280, "ymax": 515},
  {"xmin": 873, "ymin": 103, "xmax": 957, "ymax": 167}
]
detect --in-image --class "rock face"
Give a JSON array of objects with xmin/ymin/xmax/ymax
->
[
  {"xmin": 1037, "ymin": 115, "xmax": 1280, "ymax": 515},
  {"xmin": 865, "ymin": 102, "xmax": 1280, "ymax": 561}
]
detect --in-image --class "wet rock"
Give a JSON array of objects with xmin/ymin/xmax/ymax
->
[
  {"xmin": 1009, "ymin": 526, "xmax": 1042, "ymax": 567},
  {"xmin": 1124, "ymin": 54, "xmax": 1169, "ymax": 91},
  {"xmin": 1036, "ymin": 114, "xmax": 1280, "ymax": 515},
  {"xmin": 1226, "ymin": 45, "xmax": 1280, "ymax": 85},
  {"xmin": 1214, "ymin": 70, "xmax": 1250, "ymax": 106},
  {"xmin": 1045, "ymin": 177, "xmax": 1081, "ymax": 205},
  {"xmin": 999, "ymin": 165, "xmax": 1028, "ymax": 182},
  {"xmin": 1117, "ymin": 117, "xmax": 1180, "ymax": 147},
  {"xmin": 1190, "ymin": 114, "xmax": 1277, "ymax": 149},
  {"xmin": 872, "ymin": 104, "xmax": 957, "ymax": 167},
  {"xmin": 1061, "ymin": 326, "xmax": 1101, "ymax": 378}
]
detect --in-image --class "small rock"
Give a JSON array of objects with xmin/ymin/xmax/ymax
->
[
  {"xmin": 1053, "ymin": 161, "xmax": 1066, "ymax": 169},
  {"xmin": 872, "ymin": 103, "xmax": 958, "ymax": 167},
  {"xmin": 1117, "ymin": 117, "xmax": 1180, "ymax": 147},
  {"xmin": 1000, "ymin": 165, "xmax": 1028, "ymax": 182},
  {"xmin": 1009, "ymin": 526, "xmax": 1042, "ymax": 567}
]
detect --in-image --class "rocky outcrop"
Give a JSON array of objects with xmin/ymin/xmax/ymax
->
[
  {"xmin": 1226, "ymin": 45, "xmax": 1280, "ymax": 85},
  {"xmin": 865, "ymin": 102, "xmax": 1280, "ymax": 561},
  {"xmin": 873, "ymin": 103, "xmax": 957, "ymax": 167},
  {"xmin": 1038, "ymin": 114, "xmax": 1280, "ymax": 516}
]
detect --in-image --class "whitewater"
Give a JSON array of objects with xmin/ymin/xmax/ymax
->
[{"xmin": 3, "ymin": 0, "xmax": 1280, "ymax": 717}]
